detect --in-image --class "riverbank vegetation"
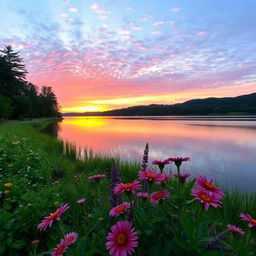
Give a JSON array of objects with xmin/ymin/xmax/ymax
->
[
  {"xmin": 1, "ymin": 119, "xmax": 256, "ymax": 256},
  {"xmin": 0, "ymin": 45, "xmax": 61, "ymax": 120}
]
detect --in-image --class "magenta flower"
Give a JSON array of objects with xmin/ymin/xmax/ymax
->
[
  {"xmin": 106, "ymin": 221, "xmax": 138, "ymax": 256},
  {"xmin": 192, "ymin": 189, "xmax": 221, "ymax": 210},
  {"xmin": 110, "ymin": 203, "xmax": 130, "ymax": 217},
  {"xmin": 137, "ymin": 192, "xmax": 149, "ymax": 198},
  {"xmin": 88, "ymin": 174, "xmax": 106, "ymax": 180},
  {"xmin": 114, "ymin": 180, "xmax": 141, "ymax": 194},
  {"xmin": 168, "ymin": 157, "xmax": 190, "ymax": 167},
  {"xmin": 227, "ymin": 224, "xmax": 244, "ymax": 235},
  {"xmin": 156, "ymin": 173, "xmax": 172, "ymax": 185},
  {"xmin": 76, "ymin": 198, "xmax": 86, "ymax": 204},
  {"xmin": 51, "ymin": 240, "xmax": 68, "ymax": 256},
  {"xmin": 64, "ymin": 232, "xmax": 78, "ymax": 245},
  {"xmin": 150, "ymin": 189, "xmax": 169, "ymax": 204},
  {"xmin": 195, "ymin": 175, "xmax": 224, "ymax": 199},
  {"xmin": 152, "ymin": 160, "xmax": 170, "ymax": 165},
  {"xmin": 138, "ymin": 170, "xmax": 161, "ymax": 183},
  {"xmin": 38, "ymin": 204, "xmax": 69, "ymax": 231},
  {"xmin": 174, "ymin": 173, "xmax": 191, "ymax": 184},
  {"xmin": 240, "ymin": 213, "xmax": 256, "ymax": 228}
]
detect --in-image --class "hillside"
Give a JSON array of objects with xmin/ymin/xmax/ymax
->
[{"xmin": 64, "ymin": 92, "xmax": 256, "ymax": 116}]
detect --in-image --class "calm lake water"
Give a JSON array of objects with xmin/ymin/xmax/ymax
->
[{"xmin": 57, "ymin": 116, "xmax": 256, "ymax": 192}]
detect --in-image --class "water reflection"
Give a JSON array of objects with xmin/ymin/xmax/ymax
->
[{"xmin": 57, "ymin": 116, "xmax": 256, "ymax": 192}]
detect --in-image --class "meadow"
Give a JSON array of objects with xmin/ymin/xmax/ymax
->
[{"xmin": 1, "ymin": 119, "xmax": 256, "ymax": 256}]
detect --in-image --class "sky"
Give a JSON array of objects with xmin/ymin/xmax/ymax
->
[{"xmin": 0, "ymin": 0, "xmax": 256, "ymax": 112}]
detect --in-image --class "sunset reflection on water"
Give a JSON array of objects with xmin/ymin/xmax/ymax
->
[{"xmin": 58, "ymin": 116, "xmax": 256, "ymax": 192}]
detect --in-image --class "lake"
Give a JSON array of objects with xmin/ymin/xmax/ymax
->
[{"xmin": 57, "ymin": 116, "xmax": 256, "ymax": 192}]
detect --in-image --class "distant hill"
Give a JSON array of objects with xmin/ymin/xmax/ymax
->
[{"xmin": 63, "ymin": 92, "xmax": 256, "ymax": 116}]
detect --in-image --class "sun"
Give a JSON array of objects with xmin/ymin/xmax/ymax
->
[{"xmin": 61, "ymin": 106, "xmax": 109, "ymax": 113}]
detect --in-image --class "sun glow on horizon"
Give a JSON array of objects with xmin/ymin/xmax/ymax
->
[{"xmin": 61, "ymin": 106, "xmax": 109, "ymax": 113}]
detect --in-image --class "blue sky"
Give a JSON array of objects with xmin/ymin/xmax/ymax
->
[{"xmin": 0, "ymin": 0, "xmax": 255, "ymax": 111}]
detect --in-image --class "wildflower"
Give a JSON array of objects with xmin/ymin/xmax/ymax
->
[
  {"xmin": 137, "ymin": 192, "xmax": 149, "ymax": 198},
  {"xmin": 51, "ymin": 240, "xmax": 68, "ymax": 256},
  {"xmin": 4, "ymin": 183, "xmax": 13, "ymax": 187},
  {"xmin": 37, "ymin": 204, "xmax": 69, "ymax": 231},
  {"xmin": 174, "ymin": 173, "xmax": 191, "ymax": 184},
  {"xmin": 156, "ymin": 173, "xmax": 172, "ymax": 185},
  {"xmin": 141, "ymin": 143, "xmax": 149, "ymax": 170},
  {"xmin": 76, "ymin": 198, "xmax": 86, "ymax": 204},
  {"xmin": 227, "ymin": 224, "xmax": 244, "ymax": 235},
  {"xmin": 64, "ymin": 232, "xmax": 78, "ymax": 245},
  {"xmin": 4, "ymin": 190, "xmax": 11, "ymax": 194},
  {"xmin": 192, "ymin": 189, "xmax": 221, "ymax": 210},
  {"xmin": 31, "ymin": 240, "xmax": 40, "ymax": 244},
  {"xmin": 150, "ymin": 190, "xmax": 169, "ymax": 204},
  {"xmin": 152, "ymin": 159, "xmax": 170, "ymax": 172},
  {"xmin": 240, "ymin": 213, "xmax": 256, "ymax": 228},
  {"xmin": 138, "ymin": 170, "xmax": 161, "ymax": 183},
  {"xmin": 114, "ymin": 180, "xmax": 141, "ymax": 194},
  {"xmin": 110, "ymin": 203, "xmax": 130, "ymax": 217},
  {"xmin": 168, "ymin": 157, "xmax": 190, "ymax": 167},
  {"xmin": 106, "ymin": 221, "xmax": 138, "ymax": 256},
  {"xmin": 195, "ymin": 175, "xmax": 224, "ymax": 199},
  {"xmin": 88, "ymin": 174, "xmax": 106, "ymax": 180}
]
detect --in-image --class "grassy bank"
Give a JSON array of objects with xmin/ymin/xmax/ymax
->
[{"xmin": 0, "ymin": 119, "xmax": 256, "ymax": 256}]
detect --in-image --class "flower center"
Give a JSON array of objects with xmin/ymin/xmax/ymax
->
[
  {"xmin": 48, "ymin": 211, "xmax": 58, "ymax": 220},
  {"xmin": 153, "ymin": 192, "xmax": 163, "ymax": 200},
  {"xmin": 66, "ymin": 237, "xmax": 74, "ymax": 243},
  {"xmin": 147, "ymin": 173, "xmax": 156, "ymax": 179},
  {"xmin": 116, "ymin": 232, "xmax": 127, "ymax": 245},
  {"xmin": 251, "ymin": 219, "xmax": 256, "ymax": 224},
  {"xmin": 123, "ymin": 183, "xmax": 133, "ymax": 189},
  {"xmin": 56, "ymin": 245, "xmax": 66, "ymax": 254},
  {"xmin": 116, "ymin": 205, "xmax": 126, "ymax": 213},
  {"xmin": 200, "ymin": 193, "xmax": 212, "ymax": 202},
  {"xmin": 204, "ymin": 182, "xmax": 216, "ymax": 191}
]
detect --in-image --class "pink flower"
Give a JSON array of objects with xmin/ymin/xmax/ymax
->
[
  {"xmin": 168, "ymin": 157, "xmax": 190, "ymax": 167},
  {"xmin": 156, "ymin": 173, "xmax": 172, "ymax": 185},
  {"xmin": 227, "ymin": 224, "xmax": 244, "ymax": 235},
  {"xmin": 137, "ymin": 192, "xmax": 149, "ymax": 198},
  {"xmin": 64, "ymin": 232, "xmax": 78, "ymax": 245},
  {"xmin": 110, "ymin": 203, "xmax": 130, "ymax": 217},
  {"xmin": 106, "ymin": 221, "xmax": 138, "ymax": 256},
  {"xmin": 195, "ymin": 175, "xmax": 224, "ymax": 199},
  {"xmin": 152, "ymin": 160, "xmax": 170, "ymax": 165},
  {"xmin": 240, "ymin": 213, "xmax": 256, "ymax": 228},
  {"xmin": 88, "ymin": 174, "xmax": 106, "ymax": 180},
  {"xmin": 51, "ymin": 240, "xmax": 68, "ymax": 256},
  {"xmin": 174, "ymin": 173, "xmax": 191, "ymax": 183},
  {"xmin": 150, "ymin": 190, "xmax": 169, "ymax": 204},
  {"xmin": 38, "ymin": 204, "xmax": 69, "ymax": 231},
  {"xmin": 114, "ymin": 180, "xmax": 141, "ymax": 194},
  {"xmin": 76, "ymin": 198, "xmax": 86, "ymax": 204},
  {"xmin": 191, "ymin": 189, "xmax": 221, "ymax": 210},
  {"xmin": 138, "ymin": 170, "xmax": 161, "ymax": 182}
]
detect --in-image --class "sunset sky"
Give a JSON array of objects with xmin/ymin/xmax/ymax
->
[{"xmin": 0, "ymin": 0, "xmax": 255, "ymax": 112}]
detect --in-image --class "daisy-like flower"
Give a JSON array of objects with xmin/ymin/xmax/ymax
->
[
  {"xmin": 88, "ymin": 174, "xmax": 106, "ymax": 180},
  {"xmin": 114, "ymin": 180, "xmax": 141, "ymax": 194},
  {"xmin": 240, "ymin": 213, "xmax": 256, "ymax": 228},
  {"xmin": 191, "ymin": 189, "xmax": 221, "ymax": 210},
  {"xmin": 51, "ymin": 240, "xmax": 68, "ymax": 256},
  {"xmin": 76, "ymin": 198, "xmax": 86, "ymax": 204},
  {"xmin": 138, "ymin": 170, "xmax": 161, "ymax": 183},
  {"xmin": 64, "ymin": 232, "xmax": 78, "ymax": 245},
  {"xmin": 227, "ymin": 224, "xmax": 245, "ymax": 235},
  {"xmin": 37, "ymin": 204, "xmax": 69, "ymax": 231},
  {"xmin": 106, "ymin": 221, "xmax": 138, "ymax": 256},
  {"xmin": 110, "ymin": 202, "xmax": 130, "ymax": 217},
  {"xmin": 195, "ymin": 175, "xmax": 224, "ymax": 199},
  {"xmin": 156, "ymin": 173, "xmax": 172, "ymax": 185},
  {"xmin": 152, "ymin": 159, "xmax": 170, "ymax": 172},
  {"xmin": 168, "ymin": 157, "xmax": 190, "ymax": 167},
  {"xmin": 150, "ymin": 190, "xmax": 169, "ymax": 204},
  {"xmin": 137, "ymin": 192, "xmax": 149, "ymax": 198},
  {"xmin": 174, "ymin": 173, "xmax": 191, "ymax": 184}
]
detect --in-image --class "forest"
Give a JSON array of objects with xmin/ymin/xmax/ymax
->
[{"xmin": 0, "ymin": 45, "xmax": 61, "ymax": 120}]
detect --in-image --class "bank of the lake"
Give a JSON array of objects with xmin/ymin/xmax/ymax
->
[{"xmin": 1, "ymin": 119, "xmax": 256, "ymax": 255}]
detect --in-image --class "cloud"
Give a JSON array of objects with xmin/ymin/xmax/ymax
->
[
  {"xmin": 197, "ymin": 31, "xmax": 208, "ymax": 36},
  {"xmin": 90, "ymin": 2, "xmax": 109, "ymax": 19},
  {"xmin": 153, "ymin": 21, "xmax": 164, "ymax": 26},
  {"xmin": 69, "ymin": 7, "xmax": 78, "ymax": 13},
  {"xmin": 151, "ymin": 31, "xmax": 161, "ymax": 35},
  {"xmin": 171, "ymin": 8, "xmax": 182, "ymax": 12},
  {"xmin": 126, "ymin": 7, "xmax": 133, "ymax": 11},
  {"xmin": 129, "ymin": 22, "xmax": 142, "ymax": 30}
]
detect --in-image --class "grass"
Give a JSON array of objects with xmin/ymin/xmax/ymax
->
[{"xmin": 0, "ymin": 119, "xmax": 256, "ymax": 255}]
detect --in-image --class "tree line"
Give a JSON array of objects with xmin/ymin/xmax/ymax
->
[{"xmin": 0, "ymin": 45, "xmax": 61, "ymax": 119}]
